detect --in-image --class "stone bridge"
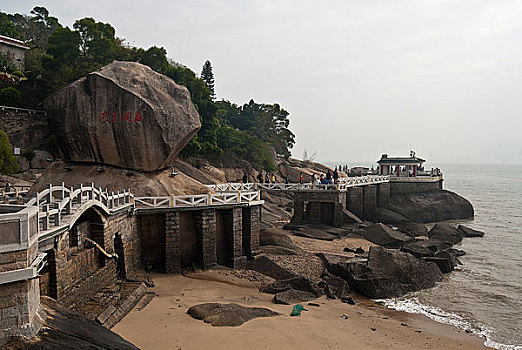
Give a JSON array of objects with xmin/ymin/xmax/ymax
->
[{"xmin": 0, "ymin": 183, "xmax": 263, "ymax": 342}]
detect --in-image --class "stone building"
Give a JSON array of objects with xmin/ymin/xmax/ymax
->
[{"xmin": 0, "ymin": 35, "xmax": 29, "ymax": 71}]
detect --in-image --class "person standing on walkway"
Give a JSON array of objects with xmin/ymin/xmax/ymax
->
[
  {"xmin": 257, "ymin": 172, "xmax": 263, "ymax": 183},
  {"xmin": 333, "ymin": 167, "xmax": 339, "ymax": 184},
  {"xmin": 242, "ymin": 173, "xmax": 248, "ymax": 183},
  {"xmin": 271, "ymin": 173, "xmax": 276, "ymax": 183},
  {"xmin": 326, "ymin": 169, "xmax": 332, "ymax": 184},
  {"xmin": 299, "ymin": 173, "xmax": 304, "ymax": 184}
]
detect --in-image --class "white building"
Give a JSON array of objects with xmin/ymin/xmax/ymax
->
[{"xmin": 0, "ymin": 35, "xmax": 29, "ymax": 71}]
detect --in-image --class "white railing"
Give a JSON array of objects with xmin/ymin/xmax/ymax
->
[
  {"xmin": 208, "ymin": 175, "xmax": 390, "ymax": 193},
  {"xmin": 133, "ymin": 191, "xmax": 262, "ymax": 209}
]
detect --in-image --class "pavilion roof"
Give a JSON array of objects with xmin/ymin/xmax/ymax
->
[{"xmin": 377, "ymin": 156, "xmax": 425, "ymax": 164}]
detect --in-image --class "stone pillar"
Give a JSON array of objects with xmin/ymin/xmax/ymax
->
[
  {"xmin": 242, "ymin": 206, "xmax": 260, "ymax": 257},
  {"xmin": 346, "ymin": 187, "xmax": 364, "ymax": 219},
  {"xmin": 194, "ymin": 209, "xmax": 217, "ymax": 269},
  {"xmin": 223, "ymin": 208, "xmax": 246, "ymax": 269},
  {"xmin": 0, "ymin": 244, "xmax": 44, "ymax": 343},
  {"xmin": 293, "ymin": 200, "xmax": 304, "ymax": 223},
  {"xmin": 377, "ymin": 183, "xmax": 390, "ymax": 209},
  {"xmin": 165, "ymin": 211, "xmax": 181, "ymax": 274},
  {"xmin": 363, "ymin": 185, "xmax": 377, "ymax": 221}
]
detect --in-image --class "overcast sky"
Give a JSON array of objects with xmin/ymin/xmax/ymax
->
[{"xmin": 2, "ymin": 0, "xmax": 522, "ymax": 164}]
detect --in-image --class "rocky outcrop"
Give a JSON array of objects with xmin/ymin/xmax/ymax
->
[
  {"xmin": 428, "ymin": 223, "xmax": 463, "ymax": 245},
  {"xmin": 260, "ymin": 228, "xmax": 303, "ymax": 253},
  {"xmin": 457, "ymin": 225, "xmax": 485, "ymax": 237},
  {"xmin": 323, "ymin": 246, "xmax": 443, "ymax": 298},
  {"xmin": 363, "ymin": 223, "xmax": 415, "ymax": 248},
  {"xmin": 187, "ymin": 303, "xmax": 280, "ymax": 326},
  {"xmin": 44, "ymin": 61, "xmax": 201, "ymax": 172},
  {"xmin": 389, "ymin": 189, "xmax": 474, "ymax": 223},
  {"xmin": 396, "ymin": 222, "xmax": 428, "ymax": 237},
  {"xmin": 5, "ymin": 297, "xmax": 138, "ymax": 349}
]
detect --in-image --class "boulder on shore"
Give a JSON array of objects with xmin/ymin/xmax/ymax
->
[
  {"xmin": 260, "ymin": 276, "xmax": 321, "ymax": 297},
  {"xmin": 187, "ymin": 303, "xmax": 280, "ymax": 326},
  {"xmin": 428, "ymin": 223, "xmax": 463, "ymax": 245},
  {"xmin": 389, "ymin": 189, "xmax": 474, "ymax": 223},
  {"xmin": 457, "ymin": 225, "xmax": 485, "ymax": 237},
  {"xmin": 324, "ymin": 246, "xmax": 443, "ymax": 299},
  {"xmin": 274, "ymin": 289, "xmax": 317, "ymax": 305},
  {"xmin": 260, "ymin": 228, "xmax": 303, "ymax": 253},
  {"xmin": 396, "ymin": 221, "xmax": 429, "ymax": 237},
  {"xmin": 44, "ymin": 61, "xmax": 201, "ymax": 172},
  {"xmin": 363, "ymin": 223, "xmax": 415, "ymax": 248}
]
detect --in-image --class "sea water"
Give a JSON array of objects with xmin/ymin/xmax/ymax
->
[{"xmin": 325, "ymin": 162, "xmax": 522, "ymax": 348}]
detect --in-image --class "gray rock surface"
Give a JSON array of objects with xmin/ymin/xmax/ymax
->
[
  {"xmin": 5, "ymin": 297, "xmax": 138, "ymax": 349},
  {"xmin": 260, "ymin": 276, "xmax": 321, "ymax": 296},
  {"xmin": 396, "ymin": 221, "xmax": 429, "ymax": 237},
  {"xmin": 363, "ymin": 223, "xmax": 415, "ymax": 248},
  {"xmin": 389, "ymin": 189, "xmax": 474, "ymax": 223},
  {"xmin": 274, "ymin": 289, "xmax": 317, "ymax": 304},
  {"xmin": 325, "ymin": 246, "xmax": 443, "ymax": 298},
  {"xmin": 428, "ymin": 223, "xmax": 463, "ymax": 245},
  {"xmin": 187, "ymin": 303, "xmax": 280, "ymax": 326},
  {"xmin": 260, "ymin": 228, "xmax": 303, "ymax": 253},
  {"xmin": 457, "ymin": 225, "xmax": 485, "ymax": 237},
  {"xmin": 44, "ymin": 61, "xmax": 201, "ymax": 172}
]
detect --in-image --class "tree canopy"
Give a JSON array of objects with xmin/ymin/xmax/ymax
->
[{"xmin": 0, "ymin": 7, "xmax": 295, "ymax": 170}]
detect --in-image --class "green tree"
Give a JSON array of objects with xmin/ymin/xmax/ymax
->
[
  {"xmin": 201, "ymin": 60, "xmax": 215, "ymax": 99},
  {"xmin": 0, "ymin": 130, "xmax": 18, "ymax": 175},
  {"xmin": 73, "ymin": 17, "xmax": 115, "ymax": 64},
  {"xmin": 139, "ymin": 46, "xmax": 168, "ymax": 73},
  {"xmin": 0, "ymin": 12, "xmax": 21, "ymax": 39}
]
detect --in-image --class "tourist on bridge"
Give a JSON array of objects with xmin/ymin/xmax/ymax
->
[
  {"xmin": 326, "ymin": 169, "xmax": 332, "ymax": 184},
  {"xmin": 333, "ymin": 167, "xmax": 339, "ymax": 183},
  {"xmin": 320, "ymin": 174, "xmax": 328, "ymax": 184},
  {"xmin": 242, "ymin": 173, "xmax": 248, "ymax": 183},
  {"xmin": 265, "ymin": 173, "xmax": 269, "ymax": 183},
  {"xmin": 271, "ymin": 173, "xmax": 276, "ymax": 183},
  {"xmin": 299, "ymin": 173, "xmax": 304, "ymax": 184},
  {"xmin": 257, "ymin": 172, "xmax": 263, "ymax": 183}
]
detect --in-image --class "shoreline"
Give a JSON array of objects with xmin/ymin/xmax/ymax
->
[{"xmin": 113, "ymin": 271, "xmax": 489, "ymax": 350}]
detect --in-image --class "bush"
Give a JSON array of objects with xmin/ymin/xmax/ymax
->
[
  {"xmin": 22, "ymin": 148, "xmax": 35, "ymax": 161},
  {"xmin": 0, "ymin": 129, "xmax": 18, "ymax": 175},
  {"xmin": 0, "ymin": 87, "xmax": 21, "ymax": 107}
]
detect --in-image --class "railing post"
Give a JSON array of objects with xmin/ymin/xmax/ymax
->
[
  {"xmin": 208, "ymin": 193, "xmax": 212, "ymax": 205},
  {"xmin": 43, "ymin": 205, "xmax": 49, "ymax": 231},
  {"xmin": 111, "ymin": 192, "xmax": 114, "ymax": 209},
  {"xmin": 65, "ymin": 189, "xmax": 71, "ymax": 215},
  {"xmin": 170, "ymin": 194, "xmax": 175, "ymax": 207},
  {"xmin": 79, "ymin": 183, "xmax": 83, "ymax": 203},
  {"xmin": 47, "ymin": 183, "xmax": 52, "ymax": 203},
  {"xmin": 61, "ymin": 182, "xmax": 65, "ymax": 200},
  {"xmin": 237, "ymin": 191, "xmax": 241, "ymax": 203}
]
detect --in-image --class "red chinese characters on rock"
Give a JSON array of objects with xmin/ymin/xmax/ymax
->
[{"xmin": 98, "ymin": 111, "xmax": 143, "ymax": 124}]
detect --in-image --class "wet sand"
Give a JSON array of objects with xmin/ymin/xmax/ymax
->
[{"xmin": 113, "ymin": 271, "xmax": 489, "ymax": 350}]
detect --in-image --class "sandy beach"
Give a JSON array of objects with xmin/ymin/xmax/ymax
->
[{"xmin": 113, "ymin": 270, "xmax": 488, "ymax": 350}]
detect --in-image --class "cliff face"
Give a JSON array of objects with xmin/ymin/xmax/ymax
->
[
  {"xmin": 388, "ymin": 189, "xmax": 474, "ymax": 223},
  {"xmin": 43, "ymin": 61, "xmax": 201, "ymax": 172}
]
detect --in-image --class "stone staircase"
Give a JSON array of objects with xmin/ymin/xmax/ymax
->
[{"xmin": 72, "ymin": 280, "xmax": 149, "ymax": 329}]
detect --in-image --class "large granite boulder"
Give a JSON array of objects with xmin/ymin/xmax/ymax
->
[
  {"xmin": 187, "ymin": 303, "xmax": 280, "ymax": 326},
  {"xmin": 260, "ymin": 228, "xmax": 303, "ymax": 253},
  {"xmin": 363, "ymin": 223, "xmax": 415, "ymax": 248},
  {"xmin": 325, "ymin": 246, "xmax": 442, "ymax": 298},
  {"xmin": 428, "ymin": 223, "xmax": 463, "ymax": 245},
  {"xmin": 389, "ymin": 189, "xmax": 474, "ymax": 223},
  {"xmin": 44, "ymin": 61, "xmax": 201, "ymax": 172},
  {"xmin": 260, "ymin": 276, "xmax": 321, "ymax": 297}
]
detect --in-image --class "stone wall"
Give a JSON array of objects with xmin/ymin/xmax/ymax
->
[
  {"xmin": 390, "ymin": 180, "xmax": 443, "ymax": 195},
  {"xmin": 0, "ymin": 242, "xmax": 43, "ymax": 343},
  {"xmin": 242, "ymin": 206, "xmax": 260, "ymax": 256},
  {"xmin": 363, "ymin": 185, "xmax": 377, "ymax": 221},
  {"xmin": 377, "ymin": 183, "xmax": 390, "ymax": 209},
  {"xmin": 0, "ymin": 109, "xmax": 49, "ymax": 151},
  {"xmin": 222, "ymin": 208, "xmax": 246, "ymax": 268}
]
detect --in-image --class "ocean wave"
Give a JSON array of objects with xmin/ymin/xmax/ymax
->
[{"xmin": 380, "ymin": 297, "xmax": 522, "ymax": 350}]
